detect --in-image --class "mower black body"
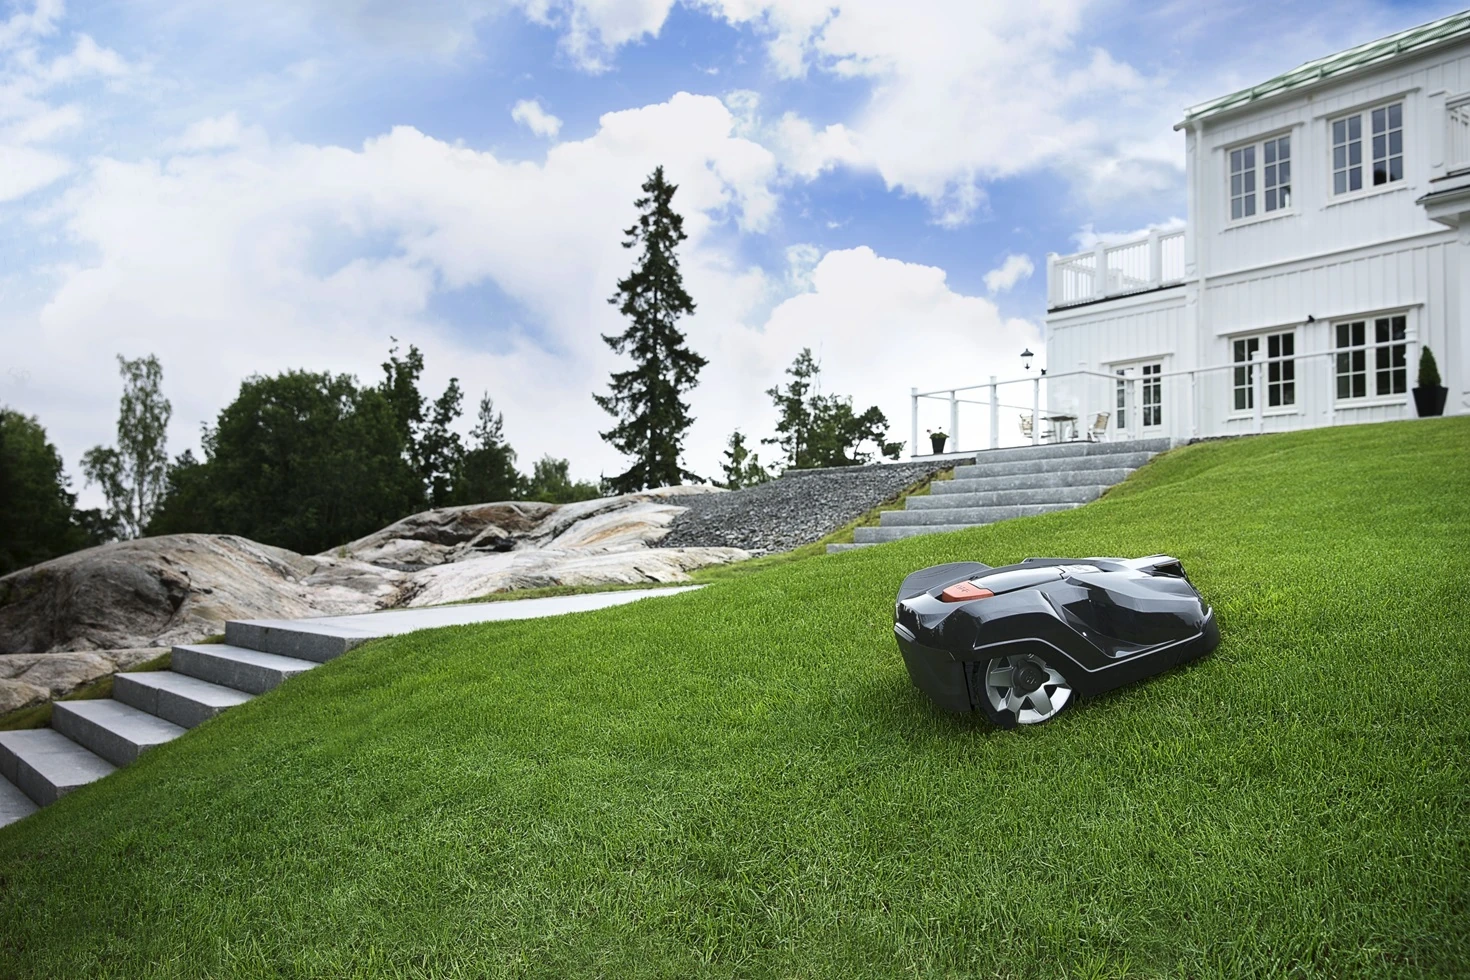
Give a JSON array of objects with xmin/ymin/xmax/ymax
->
[{"xmin": 893, "ymin": 556, "xmax": 1218, "ymax": 724}]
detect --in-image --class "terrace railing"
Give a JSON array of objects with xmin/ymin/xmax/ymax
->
[
  {"xmin": 1047, "ymin": 229, "xmax": 1186, "ymax": 309},
  {"xmin": 909, "ymin": 343, "xmax": 1418, "ymax": 457}
]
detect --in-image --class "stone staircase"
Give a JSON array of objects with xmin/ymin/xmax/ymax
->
[
  {"xmin": 828, "ymin": 438, "xmax": 1173, "ymax": 552},
  {"xmin": 0, "ymin": 588, "xmax": 697, "ymax": 829}
]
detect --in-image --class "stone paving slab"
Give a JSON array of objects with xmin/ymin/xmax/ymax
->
[{"xmin": 233, "ymin": 586, "xmax": 703, "ymax": 641}]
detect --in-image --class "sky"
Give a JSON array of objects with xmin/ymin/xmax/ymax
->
[{"xmin": 1, "ymin": 0, "xmax": 1462, "ymax": 501}]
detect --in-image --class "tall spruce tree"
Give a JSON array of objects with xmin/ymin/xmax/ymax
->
[{"xmin": 594, "ymin": 166, "xmax": 707, "ymax": 492}]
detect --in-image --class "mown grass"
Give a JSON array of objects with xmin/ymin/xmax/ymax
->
[{"xmin": 0, "ymin": 419, "xmax": 1467, "ymax": 978}]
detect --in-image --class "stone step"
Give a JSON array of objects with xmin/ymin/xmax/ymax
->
[
  {"xmin": 0, "ymin": 729, "xmax": 116, "ymax": 807},
  {"xmin": 171, "ymin": 644, "xmax": 319, "ymax": 695},
  {"xmin": 931, "ymin": 467, "xmax": 1136, "ymax": 494},
  {"xmin": 907, "ymin": 486, "xmax": 1104, "ymax": 510},
  {"xmin": 0, "ymin": 774, "xmax": 39, "ymax": 828},
  {"xmin": 953, "ymin": 452, "xmax": 1154, "ymax": 480},
  {"xmin": 956, "ymin": 438, "xmax": 1171, "ymax": 464},
  {"xmin": 224, "ymin": 620, "xmax": 379, "ymax": 663},
  {"xmin": 825, "ymin": 542, "xmax": 872, "ymax": 553},
  {"xmin": 114, "ymin": 671, "xmax": 254, "ymax": 729},
  {"xmin": 51, "ymin": 700, "xmax": 186, "ymax": 768},
  {"xmin": 853, "ymin": 524, "xmax": 990, "ymax": 544},
  {"xmin": 879, "ymin": 502, "xmax": 1083, "ymax": 527}
]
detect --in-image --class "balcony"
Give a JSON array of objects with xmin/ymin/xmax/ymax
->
[{"xmin": 1046, "ymin": 228, "xmax": 1186, "ymax": 310}]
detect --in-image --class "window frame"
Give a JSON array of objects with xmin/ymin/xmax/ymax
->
[
  {"xmin": 1224, "ymin": 130, "xmax": 1296, "ymax": 225},
  {"xmin": 1230, "ymin": 329, "xmax": 1298, "ymax": 416},
  {"xmin": 1333, "ymin": 312, "xmax": 1409, "ymax": 404},
  {"xmin": 1329, "ymin": 99, "xmax": 1406, "ymax": 200}
]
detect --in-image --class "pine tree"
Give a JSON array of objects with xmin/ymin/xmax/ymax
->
[
  {"xmin": 594, "ymin": 166, "xmax": 708, "ymax": 493},
  {"xmin": 719, "ymin": 430, "xmax": 773, "ymax": 489}
]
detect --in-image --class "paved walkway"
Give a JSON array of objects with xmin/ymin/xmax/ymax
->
[{"xmin": 238, "ymin": 586, "xmax": 704, "ymax": 641}]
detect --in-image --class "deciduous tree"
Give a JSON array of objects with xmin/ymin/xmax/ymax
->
[{"xmin": 82, "ymin": 354, "xmax": 171, "ymax": 538}]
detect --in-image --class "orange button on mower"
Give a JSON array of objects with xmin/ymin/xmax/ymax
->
[{"xmin": 939, "ymin": 582, "xmax": 994, "ymax": 602}]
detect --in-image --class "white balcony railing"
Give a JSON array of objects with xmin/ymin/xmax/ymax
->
[{"xmin": 1047, "ymin": 228, "xmax": 1186, "ymax": 309}]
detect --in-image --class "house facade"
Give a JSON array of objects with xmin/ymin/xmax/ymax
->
[{"xmin": 1045, "ymin": 11, "xmax": 1470, "ymax": 442}]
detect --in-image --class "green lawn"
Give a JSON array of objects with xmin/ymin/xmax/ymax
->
[{"xmin": 1, "ymin": 418, "xmax": 1467, "ymax": 978}]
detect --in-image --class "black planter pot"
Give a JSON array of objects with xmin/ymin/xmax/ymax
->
[
  {"xmin": 1412, "ymin": 385, "xmax": 1448, "ymax": 418},
  {"xmin": 930, "ymin": 434, "xmax": 948, "ymax": 454}
]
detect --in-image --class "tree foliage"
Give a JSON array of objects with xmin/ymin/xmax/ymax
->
[
  {"xmin": 148, "ymin": 370, "xmax": 422, "ymax": 554},
  {"xmin": 595, "ymin": 166, "xmax": 707, "ymax": 492},
  {"xmin": 523, "ymin": 455, "xmax": 602, "ymax": 504},
  {"xmin": 719, "ymin": 430, "xmax": 774, "ymax": 489},
  {"xmin": 449, "ymin": 394, "xmax": 522, "ymax": 506},
  {"xmin": 0, "ymin": 409, "xmax": 111, "ymax": 574},
  {"xmin": 764, "ymin": 348, "xmax": 904, "ymax": 469},
  {"xmin": 82, "ymin": 354, "xmax": 172, "ymax": 538}
]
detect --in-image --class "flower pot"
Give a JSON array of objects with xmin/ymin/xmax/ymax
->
[
  {"xmin": 1412, "ymin": 385, "xmax": 1448, "ymax": 417},
  {"xmin": 929, "ymin": 434, "xmax": 948, "ymax": 454}
]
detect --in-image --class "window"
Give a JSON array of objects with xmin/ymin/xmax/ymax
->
[
  {"xmin": 1228, "ymin": 135, "xmax": 1291, "ymax": 220},
  {"xmin": 1335, "ymin": 315, "xmax": 1407, "ymax": 400},
  {"xmin": 1141, "ymin": 363, "xmax": 1162, "ymax": 427},
  {"xmin": 1233, "ymin": 332, "xmax": 1296, "ymax": 411},
  {"xmin": 1263, "ymin": 136, "xmax": 1291, "ymax": 211},
  {"xmin": 1115, "ymin": 370, "xmax": 1127, "ymax": 430},
  {"xmin": 1333, "ymin": 102, "xmax": 1402, "ymax": 195},
  {"xmin": 1230, "ymin": 146, "xmax": 1256, "ymax": 219}
]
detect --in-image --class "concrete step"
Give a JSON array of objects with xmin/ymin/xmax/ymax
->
[
  {"xmin": 224, "ymin": 620, "xmax": 379, "ymax": 663},
  {"xmin": 879, "ymin": 502, "xmax": 1083, "ymax": 527},
  {"xmin": 953, "ymin": 452, "xmax": 1154, "ymax": 480},
  {"xmin": 114, "ymin": 671, "xmax": 254, "ymax": 729},
  {"xmin": 0, "ymin": 729, "xmax": 116, "ymax": 807},
  {"xmin": 907, "ymin": 486, "xmax": 1104, "ymax": 510},
  {"xmin": 51, "ymin": 700, "xmax": 186, "ymax": 769},
  {"xmin": 0, "ymin": 774, "xmax": 39, "ymax": 828},
  {"xmin": 957, "ymin": 438, "xmax": 1171, "ymax": 464},
  {"xmin": 931, "ymin": 467, "xmax": 1135, "ymax": 494},
  {"xmin": 853, "ymin": 524, "xmax": 990, "ymax": 544},
  {"xmin": 825, "ymin": 542, "xmax": 872, "ymax": 553},
  {"xmin": 171, "ymin": 644, "xmax": 318, "ymax": 695}
]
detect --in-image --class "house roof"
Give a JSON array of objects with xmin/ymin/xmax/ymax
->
[{"xmin": 1176, "ymin": 8, "xmax": 1470, "ymax": 129}]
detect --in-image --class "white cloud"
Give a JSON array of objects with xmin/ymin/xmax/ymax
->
[
  {"xmin": 517, "ymin": 0, "xmax": 677, "ymax": 71},
  {"xmin": 526, "ymin": 1, "xmax": 1171, "ymax": 223},
  {"xmin": 2, "ymin": 92, "xmax": 796, "ymax": 494},
  {"xmin": 984, "ymin": 254, "xmax": 1034, "ymax": 294},
  {"xmin": 0, "ymin": 143, "xmax": 71, "ymax": 201},
  {"xmin": 0, "ymin": 6, "xmax": 136, "ymax": 202},
  {"xmin": 511, "ymin": 98, "xmax": 563, "ymax": 139},
  {"xmin": 167, "ymin": 112, "xmax": 253, "ymax": 152}
]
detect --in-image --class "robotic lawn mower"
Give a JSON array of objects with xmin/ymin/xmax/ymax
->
[{"xmin": 893, "ymin": 556, "xmax": 1219, "ymax": 727}]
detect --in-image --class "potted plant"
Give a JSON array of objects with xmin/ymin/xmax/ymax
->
[
  {"xmin": 1413, "ymin": 346, "xmax": 1448, "ymax": 418},
  {"xmin": 927, "ymin": 428, "xmax": 948, "ymax": 454}
]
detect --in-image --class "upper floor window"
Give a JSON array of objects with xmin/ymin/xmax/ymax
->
[
  {"xmin": 1332, "ymin": 102, "xmax": 1402, "ymax": 195},
  {"xmin": 1229, "ymin": 135, "xmax": 1291, "ymax": 220}
]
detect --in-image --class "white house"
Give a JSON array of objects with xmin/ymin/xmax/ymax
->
[{"xmin": 1044, "ymin": 10, "xmax": 1470, "ymax": 443}]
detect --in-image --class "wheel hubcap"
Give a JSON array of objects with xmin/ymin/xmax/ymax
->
[{"xmin": 985, "ymin": 654, "xmax": 1072, "ymax": 724}]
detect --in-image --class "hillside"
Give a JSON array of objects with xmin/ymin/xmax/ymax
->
[{"xmin": 0, "ymin": 418, "xmax": 1466, "ymax": 978}]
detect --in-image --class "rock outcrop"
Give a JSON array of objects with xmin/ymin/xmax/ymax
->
[
  {"xmin": 0, "ymin": 648, "xmax": 168, "ymax": 714},
  {"xmin": 0, "ymin": 486, "xmax": 746, "ymax": 658}
]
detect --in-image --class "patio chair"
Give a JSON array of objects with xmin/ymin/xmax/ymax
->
[
  {"xmin": 1086, "ymin": 412, "xmax": 1110, "ymax": 441},
  {"xmin": 1019, "ymin": 415, "xmax": 1053, "ymax": 442}
]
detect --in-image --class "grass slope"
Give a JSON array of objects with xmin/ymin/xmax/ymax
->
[{"xmin": 1, "ymin": 419, "xmax": 1467, "ymax": 978}]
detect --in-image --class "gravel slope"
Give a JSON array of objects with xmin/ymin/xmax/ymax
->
[{"xmin": 660, "ymin": 459, "xmax": 967, "ymax": 553}]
